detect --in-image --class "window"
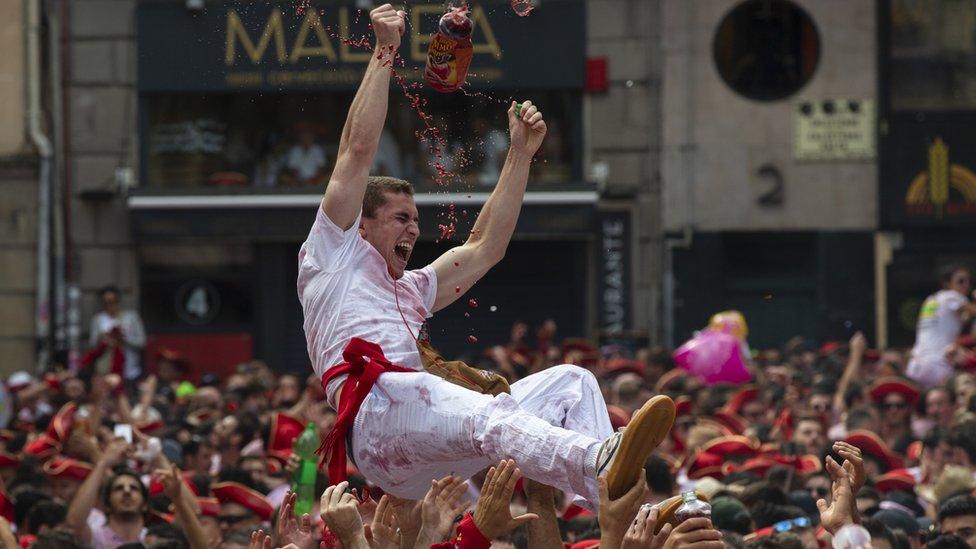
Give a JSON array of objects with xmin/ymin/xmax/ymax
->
[
  {"xmin": 142, "ymin": 90, "xmax": 581, "ymax": 193},
  {"xmin": 889, "ymin": 0, "xmax": 976, "ymax": 111},
  {"xmin": 713, "ymin": 0, "xmax": 820, "ymax": 102}
]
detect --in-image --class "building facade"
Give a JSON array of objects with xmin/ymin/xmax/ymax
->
[
  {"xmin": 661, "ymin": 0, "xmax": 880, "ymax": 349},
  {"xmin": 47, "ymin": 0, "xmax": 663, "ymax": 377}
]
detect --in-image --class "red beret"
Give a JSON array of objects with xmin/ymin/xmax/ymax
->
[
  {"xmin": 212, "ymin": 481, "xmax": 273, "ymax": 521},
  {"xmin": 724, "ymin": 386, "xmax": 759, "ymax": 415},
  {"xmin": 701, "ymin": 435, "xmax": 760, "ymax": 458},
  {"xmin": 845, "ymin": 430, "xmax": 903, "ymax": 472},
  {"xmin": 869, "ymin": 377, "xmax": 920, "ymax": 406},
  {"xmin": 686, "ymin": 451, "xmax": 725, "ymax": 480},
  {"xmin": 875, "ymin": 469, "xmax": 916, "ymax": 494},
  {"xmin": 43, "ymin": 456, "xmax": 92, "ymax": 481}
]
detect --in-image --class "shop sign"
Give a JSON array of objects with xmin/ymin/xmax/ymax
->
[
  {"xmin": 137, "ymin": 0, "xmax": 585, "ymax": 92},
  {"xmin": 881, "ymin": 115, "xmax": 976, "ymax": 227},
  {"xmin": 596, "ymin": 208, "xmax": 632, "ymax": 334},
  {"xmin": 793, "ymin": 98, "xmax": 876, "ymax": 161}
]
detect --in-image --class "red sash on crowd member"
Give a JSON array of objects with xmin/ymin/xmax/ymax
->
[
  {"xmin": 80, "ymin": 340, "xmax": 125, "ymax": 378},
  {"xmin": 318, "ymin": 338, "xmax": 414, "ymax": 483}
]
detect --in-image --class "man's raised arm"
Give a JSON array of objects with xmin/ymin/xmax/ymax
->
[
  {"xmin": 430, "ymin": 101, "xmax": 547, "ymax": 311},
  {"xmin": 321, "ymin": 4, "xmax": 404, "ymax": 230}
]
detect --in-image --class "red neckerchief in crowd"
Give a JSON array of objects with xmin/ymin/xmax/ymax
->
[{"xmin": 318, "ymin": 338, "xmax": 413, "ymax": 484}]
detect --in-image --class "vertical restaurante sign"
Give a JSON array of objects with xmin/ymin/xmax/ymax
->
[
  {"xmin": 137, "ymin": 0, "xmax": 585, "ymax": 92},
  {"xmin": 596, "ymin": 209, "xmax": 632, "ymax": 333}
]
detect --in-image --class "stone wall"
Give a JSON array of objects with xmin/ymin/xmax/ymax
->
[
  {"xmin": 68, "ymin": 0, "xmax": 140, "ymax": 330},
  {"xmin": 662, "ymin": 0, "xmax": 877, "ymax": 231},
  {"xmin": 587, "ymin": 0, "xmax": 663, "ymax": 338},
  {"xmin": 0, "ymin": 161, "xmax": 39, "ymax": 377}
]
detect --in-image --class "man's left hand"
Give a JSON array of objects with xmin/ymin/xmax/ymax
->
[{"xmin": 508, "ymin": 100, "xmax": 547, "ymax": 156}]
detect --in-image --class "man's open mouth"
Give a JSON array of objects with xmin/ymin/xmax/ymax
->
[{"xmin": 394, "ymin": 242, "xmax": 411, "ymax": 261}]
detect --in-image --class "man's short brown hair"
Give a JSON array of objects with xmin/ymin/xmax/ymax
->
[{"xmin": 363, "ymin": 176, "xmax": 414, "ymax": 218}]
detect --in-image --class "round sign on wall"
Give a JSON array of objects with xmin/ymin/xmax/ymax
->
[{"xmin": 175, "ymin": 280, "xmax": 221, "ymax": 325}]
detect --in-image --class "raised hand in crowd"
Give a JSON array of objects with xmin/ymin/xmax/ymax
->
[
  {"xmin": 156, "ymin": 463, "xmax": 209, "ymax": 549},
  {"xmin": 524, "ymin": 479, "xmax": 563, "ymax": 549},
  {"xmin": 473, "ymin": 459, "xmax": 538, "ymax": 540},
  {"xmin": 368, "ymin": 495, "xmax": 401, "ymax": 549},
  {"xmin": 597, "ymin": 474, "xmax": 650, "ymax": 548},
  {"xmin": 276, "ymin": 491, "xmax": 317, "ymax": 549},
  {"xmin": 621, "ymin": 504, "xmax": 670, "ymax": 549},
  {"xmin": 416, "ymin": 475, "xmax": 470, "ymax": 546},
  {"xmin": 319, "ymin": 481, "xmax": 369, "ymax": 549},
  {"xmin": 831, "ymin": 441, "xmax": 865, "ymax": 530},
  {"xmin": 817, "ymin": 456, "xmax": 856, "ymax": 534},
  {"xmin": 660, "ymin": 517, "xmax": 724, "ymax": 549},
  {"xmin": 387, "ymin": 494, "xmax": 424, "ymax": 548}
]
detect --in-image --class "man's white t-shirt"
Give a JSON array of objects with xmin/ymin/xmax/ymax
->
[
  {"xmin": 298, "ymin": 206, "xmax": 437, "ymax": 406},
  {"xmin": 907, "ymin": 289, "xmax": 968, "ymax": 387}
]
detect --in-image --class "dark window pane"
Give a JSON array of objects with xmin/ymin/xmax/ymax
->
[{"xmin": 713, "ymin": 0, "xmax": 820, "ymax": 102}]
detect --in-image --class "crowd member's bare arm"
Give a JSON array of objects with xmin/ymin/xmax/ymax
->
[
  {"xmin": 431, "ymin": 101, "xmax": 547, "ymax": 311},
  {"xmin": 321, "ymin": 4, "xmax": 404, "ymax": 230}
]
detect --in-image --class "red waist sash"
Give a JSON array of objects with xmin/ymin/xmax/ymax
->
[{"xmin": 318, "ymin": 338, "xmax": 413, "ymax": 483}]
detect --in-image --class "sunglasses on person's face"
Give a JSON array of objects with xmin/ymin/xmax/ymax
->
[
  {"xmin": 218, "ymin": 514, "xmax": 252, "ymax": 525},
  {"xmin": 773, "ymin": 517, "xmax": 812, "ymax": 533}
]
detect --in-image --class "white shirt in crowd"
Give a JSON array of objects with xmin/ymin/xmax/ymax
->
[
  {"xmin": 297, "ymin": 207, "xmax": 437, "ymax": 407},
  {"xmin": 907, "ymin": 289, "xmax": 968, "ymax": 388},
  {"xmin": 285, "ymin": 144, "xmax": 327, "ymax": 181},
  {"xmin": 371, "ymin": 129, "xmax": 404, "ymax": 177},
  {"xmin": 89, "ymin": 310, "xmax": 146, "ymax": 381}
]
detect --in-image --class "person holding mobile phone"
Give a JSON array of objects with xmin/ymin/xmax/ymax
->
[{"xmin": 65, "ymin": 439, "xmax": 149, "ymax": 548}]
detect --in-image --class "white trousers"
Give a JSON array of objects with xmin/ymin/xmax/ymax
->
[{"xmin": 349, "ymin": 364, "xmax": 613, "ymax": 506}]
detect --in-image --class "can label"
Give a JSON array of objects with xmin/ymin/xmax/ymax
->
[{"xmin": 424, "ymin": 32, "xmax": 473, "ymax": 93}]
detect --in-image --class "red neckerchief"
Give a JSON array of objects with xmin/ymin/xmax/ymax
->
[{"xmin": 318, "ymin": 338, "xmax": 413, "ymax": 483}]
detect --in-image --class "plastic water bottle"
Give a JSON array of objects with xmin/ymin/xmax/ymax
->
[
  {"xmin": 292, "ymin": 422, "xmax": 319, "ymax": 516},
  {"xmin": 674, "ymin": 491, "xmax": 712, "ymax": 523}
]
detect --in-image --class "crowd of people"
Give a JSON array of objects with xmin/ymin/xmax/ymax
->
[{"xmin": 2, "ymin": 293, "xmax": 976, "ymax": 549}]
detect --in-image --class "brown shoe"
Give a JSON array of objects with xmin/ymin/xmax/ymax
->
[{"xmin": 598, "ymin": 395, "xmax": 676, "ymax": 500}]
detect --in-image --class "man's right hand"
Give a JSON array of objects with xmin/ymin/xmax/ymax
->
[
  {"xmin": 99, "ymin": 438, "xmax": 131, "ymax": 467},
  {"xmin": 371, "ymin": 4, "xmax": 405, "ymax": 50}
]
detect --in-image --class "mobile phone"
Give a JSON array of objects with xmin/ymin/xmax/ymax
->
[{"xmin": 114, "ymin": 423, "xmax": 133, "ymax": 444}]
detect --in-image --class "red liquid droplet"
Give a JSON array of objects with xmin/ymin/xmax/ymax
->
[
  {"xmin": 511, "ymin": 0, "xmax": 534, "ymax": 16},
  {"xmin": 455, "ymin": 286, "xmax": 461, "ymax": 293},
  {"xmin": 453, "ymin": 262, "xmax": 460, "ymax": 267},
  {"xmin": 464, "ymin": 312, "xmax": 470, "ymax": 318},
  {"xmin": 438, "ymin": 223, "xmax": 456, "ymax": 240},
  {"xmin": 468, "ymin": 299, "xmax": 478, "ymax": 308},
  {"xmin": 468, "ymin": 335, "xmax": 478, "ymax": 344}
]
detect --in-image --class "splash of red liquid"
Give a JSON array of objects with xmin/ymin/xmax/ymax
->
[
  {"xmin": 438, "ymin": 223, "xmax": 456, "ymax": 240},
  {"xmin": 455, "ymin": 286, "xmax": 461, "ymax": 294},
  {"xmin": 467, "ymin": 335, "xmax": 478, "ymax": 344},
  {"xmin": 453, "ymin": 261, "xmax": 460, "ymax": 267},
  {"xmin": 468, "ymin": 298, "xmax": 478, "ymax": 308}
]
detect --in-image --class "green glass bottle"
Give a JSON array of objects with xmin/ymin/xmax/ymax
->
[{"xmin": 291, "ymin": 422, "xmax": 319, "ymax": 516}]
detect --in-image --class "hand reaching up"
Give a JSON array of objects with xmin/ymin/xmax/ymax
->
[
  {"xmin": 419, "ymin": 475, "xmax": 470, "ymax": 543},
  {"xmin": 817, "ymin": 456, "xmax": 856, "ymax": 534},
  {"xmin": 277, "ymin": 491, "xmax": 316, "ymax": 549},
  {"xmin": 473, "ymin": 460, "xmax": 538, "ymax": 539},
  {"xmin": 621, "ymin": 504, "xmax": 670, "ymax": 549},
  {"xmin": 597, "ymin": 474, "xmax": 649, "ymax": 548},
  {"xmin": 320, "ymin": 481, "xmax": 367, "ymax": 548},
  {"xmin": 368, "ymin": 495, "xmax": 400, "ymax": 549}
]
